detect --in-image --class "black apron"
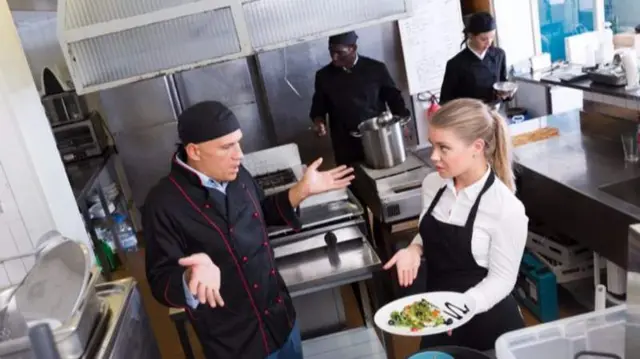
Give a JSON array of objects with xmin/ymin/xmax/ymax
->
[{"xmin": 419, "ymin": 172, "xmax": 524, "ymax": 351}]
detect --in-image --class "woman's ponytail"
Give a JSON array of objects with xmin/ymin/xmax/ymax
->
[{"xmin": 488, "ymin": 110, "xmax": 515, "ymax": 192}]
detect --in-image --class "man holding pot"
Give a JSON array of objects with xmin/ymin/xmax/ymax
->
[{"xmin": 310, "ymin": 30, "xmax": 411, "ymax": 167}]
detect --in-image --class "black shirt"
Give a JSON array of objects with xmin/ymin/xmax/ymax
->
[
  {"xmin": 310, "ymin": 56, "xmax": 410, "ymax": 165},
  {"xmin": 439, "ymin": 46, "xmax": 507, "ymax": 104},
  {"xmin": 144, "ymin": 151, "xmax": 300, "ymax": 359}
]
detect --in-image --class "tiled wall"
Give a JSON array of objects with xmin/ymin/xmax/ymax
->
[
  {"xmin": 583, "ymin": 91, "xmax": 640, "ymax": 111},
  {"xmin": 0, "ymin": 163, "xmax": 35, "ymax": 288}
]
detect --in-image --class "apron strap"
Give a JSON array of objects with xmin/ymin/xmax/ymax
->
[
  {"xmin": 464, "ymin": 171, "xmax": 496, "ymax": 229},
  {"xmin": 426, "ymin": 186, "xmax": 447, "ymax": 215}
]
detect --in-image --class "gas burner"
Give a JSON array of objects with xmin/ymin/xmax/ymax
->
[{"xmin": 254, "ymin": 168, "xmax": 297, "ymax": 190}]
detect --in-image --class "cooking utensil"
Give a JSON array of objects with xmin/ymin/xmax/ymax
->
[{"xmin": 351, "ymin": 113, "xmax": 411, "ymax": 169}]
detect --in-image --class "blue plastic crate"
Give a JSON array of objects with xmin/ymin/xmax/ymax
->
[{"xmin": 514, "ymin": 251, "xmax": 559, "ymax": 322}]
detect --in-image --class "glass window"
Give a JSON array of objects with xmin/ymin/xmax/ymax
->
[{"xmin": 538, "ymin": 0, "xmax": 595, "ymax": 61}]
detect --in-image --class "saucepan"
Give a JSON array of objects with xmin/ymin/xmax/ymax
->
[{"xmin": 351, "ymin": 112, "xmax": 412, "ymax": 169}]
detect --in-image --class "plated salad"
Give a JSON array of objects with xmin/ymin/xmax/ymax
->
[{"xmin": 388, "ymin": 298, "xmax": 453, "ymax": 331}]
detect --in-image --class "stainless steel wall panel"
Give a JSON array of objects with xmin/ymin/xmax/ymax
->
[
  {"xmin": 176, "ymin": 58, "xmax": 256, "ymax": 108},
  {"xmin": 256, "ymin": 22, "xmax": 412, "ymax": 165},
  {"xmin": 99, "ymin": 77, "xmax": 177, "ymax": 134},
  {"xmin": 112, "ymin": 122, "xmax": 179, "ymax": 207}
]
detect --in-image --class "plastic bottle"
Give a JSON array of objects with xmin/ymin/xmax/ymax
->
[{"xmin": 112, "ymin": 213, "xmax": 138, "ymax": 252}]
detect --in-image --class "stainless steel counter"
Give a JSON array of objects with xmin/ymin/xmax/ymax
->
[
  {"xmin": 512, "ymin": 110, "xmax": 640, "ymax": 267},
  {"xmin": 513, "ymin": 66, "xmax": 640, "ymax": 101}
]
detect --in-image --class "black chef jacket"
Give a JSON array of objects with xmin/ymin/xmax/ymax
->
[
  {"xmin": 439, "ymin": 46, "xmax": 507, "ymax": 104},
  {"xmin": 310, "ymin": 56, "xmax": 410, "ymax": 166},
  {"xmin": 144, "ymin": 151, "xmax": 300, "ymax": 359}
]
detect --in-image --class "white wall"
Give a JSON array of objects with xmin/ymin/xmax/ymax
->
[
  {"xmin": 493, "ymin": 0, "xmax": 542, "ymax": 67},
  {"xmin": 13, "ymin": 11, "xmax": 61, "ymax": 93},
  {"xmin": 0, "ymin": 0, "xmax": 90, "ymax": 287}
]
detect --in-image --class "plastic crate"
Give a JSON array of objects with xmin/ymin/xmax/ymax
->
[
  {"xmin": 526, "ymin": 231, "xmax": 591, "ymax": 264},
  {"xmin": 496, "ymin": 305, "xmax": 632, "ymax": 359},
  {"xmin": 533, "ymin": 251, "xmax": 601, "ymax": 284},
  {"xmin": 514, "ymin": 251, "xmax": 559, "ymax": 322}
]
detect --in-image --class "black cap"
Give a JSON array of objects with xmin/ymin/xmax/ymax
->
[
  {"xmin": 178, "ymin": 101, "xmax": 240, "ymax": 145},
  {"xmin": 465, "ymin": 12, "xmax": 496, "ymax": 34},
  {"xmin": 329, "ymin": 31, "xmax": 358, "ymax": 46}
]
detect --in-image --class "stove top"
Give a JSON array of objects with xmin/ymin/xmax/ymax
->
[
  {"xmin": 254, "ymin": 168, "xmax": 297, "ymax": 190},
  {"xmin": 358, "ymin": 153, "xmax": 425, "ymax": 181}
]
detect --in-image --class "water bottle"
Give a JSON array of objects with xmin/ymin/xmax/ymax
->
[{"xmin": 113, "ymin": 213, "xmax": 138, "ymax": 252}]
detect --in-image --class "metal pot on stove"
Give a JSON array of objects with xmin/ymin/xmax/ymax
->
[{"xmin": 351, "ymin": 112, "xmax": 411, "ymax": 169}]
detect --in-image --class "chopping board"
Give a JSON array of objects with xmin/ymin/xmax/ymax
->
[{"xmin": 511, "ymin": 127, "xmax": 560, "ymax": 147}]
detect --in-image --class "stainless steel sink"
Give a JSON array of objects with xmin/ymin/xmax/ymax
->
[{"xmin": 600, "ymin": 177, "xmax": 640, "ymax": 208}]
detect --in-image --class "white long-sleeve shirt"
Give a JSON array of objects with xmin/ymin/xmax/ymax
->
[{"xmin": 411, "ymin": 168, "xmax": 528, "ymax": 314}]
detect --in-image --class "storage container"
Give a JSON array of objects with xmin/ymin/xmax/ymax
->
[
  {"xmin": 514, "ymin": 251, "xmax": 559, "ymax": 322},
  {"xmin": 496, "ymin": 305, "xmax": 637, "ymax": 359}
]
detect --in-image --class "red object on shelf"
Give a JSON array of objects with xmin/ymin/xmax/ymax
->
[{"xmin": 425, "ymin": 94, "xmax": 441, "ymax": 120}]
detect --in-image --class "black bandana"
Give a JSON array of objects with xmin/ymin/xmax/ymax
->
[{"xmin": 178, "ymin": 101, "xmax": 240, "ymax": 144}]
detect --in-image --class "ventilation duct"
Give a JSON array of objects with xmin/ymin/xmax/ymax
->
[{"xmin": 58, "ymin": 0, "xmax": 411, "ymax": 94}]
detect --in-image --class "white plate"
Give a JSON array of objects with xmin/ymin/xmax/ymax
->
[{"xmin": 374, "ymin": 292, "xmax": 477, "ymax": 337}]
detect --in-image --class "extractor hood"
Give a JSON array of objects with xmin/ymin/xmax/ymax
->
[{"xmin": 57, "ymin": 0, "xmax": 412, "ymax": 94}]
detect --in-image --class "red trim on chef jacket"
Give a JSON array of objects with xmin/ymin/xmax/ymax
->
[
  {"xmin": 244, "ymin": 186, "xmax": 293, "ymax": 329},
  {"xmin": 168, "ymin": 176, "xmax": 270, "ymax": 354}
]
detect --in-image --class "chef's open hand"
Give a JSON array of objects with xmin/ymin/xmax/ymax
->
[
  {"xmin": 383, "ymin": 244, "xmax": 422, "ymax": 287},
  {"xmin": 289, "ymin": 158, "xmax": 355, "ymax": 207},
  {"xmin": 179, "ymin": 253, "xmax": 225, "ymax": 308}
]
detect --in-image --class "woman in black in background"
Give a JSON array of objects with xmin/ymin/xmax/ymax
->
[{"xmin": 439, "ymin": 12, "xmax": 508, "ymax": 105}]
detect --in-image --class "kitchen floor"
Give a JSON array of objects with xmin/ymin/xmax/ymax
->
[{"xmin": 113, "ymin": 249, "xmax": 586, "ymax": 359}]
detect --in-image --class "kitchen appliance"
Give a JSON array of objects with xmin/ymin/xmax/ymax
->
[
  {"xmin": 586, "ymin": 63, "xmax": 628, "ymax": 87},
  {"xmin": 53, "ymin": 112, "xmax": 109, "ymax": 164},
  {"xmin": 240, "ymin": 144, "xmax": 378, "ymax": 337},
  {"xmin": 351, "ymin": 112, "xmax": 411, "ymax": 169},
  {"xmin": 353, "ymin": 147, "xmax": 434, "ymax": 224},
  {"xmin": 41, "ymin": 91, "xmax": 89, "ymax": 126}
]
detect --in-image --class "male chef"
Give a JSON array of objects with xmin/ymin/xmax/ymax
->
[
  {"xmin": 310, "ymin": 30, "xmax": 411, "ymax": 166},
  {"xmin": 144, "ymin": 101, "xmax": 354, "ymax": 359}
]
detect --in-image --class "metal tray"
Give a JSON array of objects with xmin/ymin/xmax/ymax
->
[{"xmin": 0, "ymin": 270, "xmax": 102, "ymax": 358}]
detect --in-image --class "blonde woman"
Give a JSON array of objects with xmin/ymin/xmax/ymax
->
[{"xmin": 383, "ymin": 98, "xmax": 528, "ymax": 351}]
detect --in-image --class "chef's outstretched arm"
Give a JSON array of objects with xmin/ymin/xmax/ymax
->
[
  {"xmin": 379, "ymin": 65, "xmax": 411, "ymax": 117},
  {"xmin": 256, "ymin": 158, "xmax": 354, "ymax": 229}
]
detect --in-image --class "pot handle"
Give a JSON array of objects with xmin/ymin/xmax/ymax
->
[
  {"xmin": 399, "ymin": 116, "xmax": 412, "ymax": 126},
  {"xmin": 350, "ymin": 131, "xmax": 362, "ymax": 138}
]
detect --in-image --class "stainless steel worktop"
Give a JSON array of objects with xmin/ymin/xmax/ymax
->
[
  {"xmin": 512, "ymin": 110, "xmax": 640, "ymax": 267},
  {"xmin": 514, "ymin": 111, "xmax": 640, "ymax": 220},
  {"xmin": 513, "ymin": 66, "xmax": 640, "ymax": 101}
]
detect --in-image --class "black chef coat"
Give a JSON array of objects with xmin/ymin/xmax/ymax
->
[
  {"xmin": 144, "ymin": 151, "xmax": 300, "ymax": 359},
  {"xmin": 439, "ymin": 46, "xmax": 507, "ymax": 104},
  {"xmin": 310, "ymin": 56, "xmax": 410, "ymax": 166}
]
